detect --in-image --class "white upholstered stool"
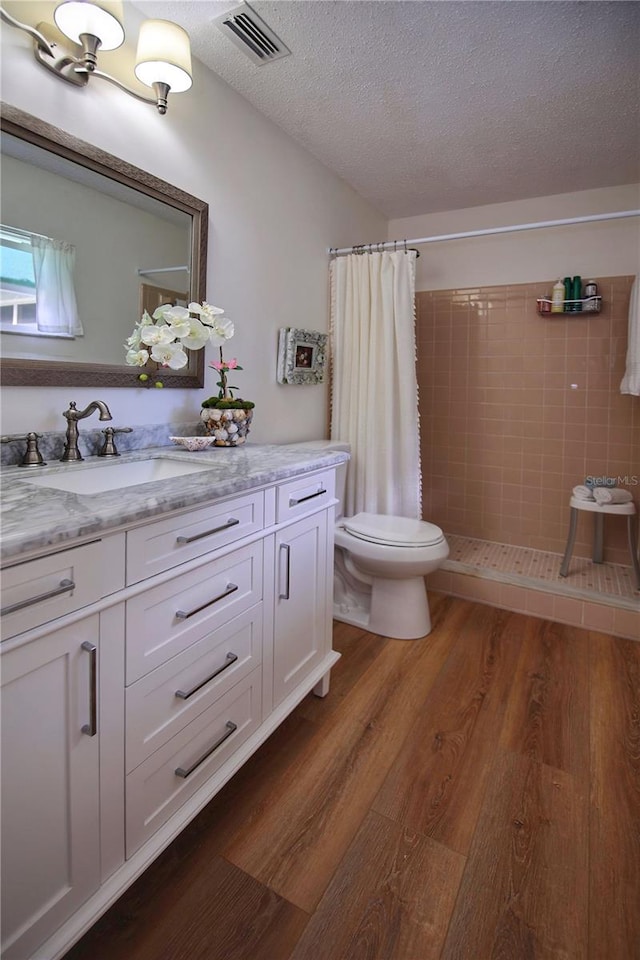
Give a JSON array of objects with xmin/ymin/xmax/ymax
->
[{"xmin": 559, "ymin": 495, "xmax": 640, "ymax": 590}]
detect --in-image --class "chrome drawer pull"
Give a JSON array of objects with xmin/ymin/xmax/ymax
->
[
  {"xmin": 81, "ymin": 641, "xmax": 97, "ymax": 737},
  {"xmin": 0, "ymin": 578, "xmax": 75, "ymax": 617},
  {"xmin": 174, "ymin": 721, "xmax": 237, "ymax": 779},
  {"xmin": 175, "ymin": 583, "xmax": 239, "ymax": 620},
  {"xmin": 279, "ymin": 543, "xmax": 291, "ymax": 600},
  {"xmin": 176, "ymin": 518, "xmax": 240, "ymax": 545},
  {"xmin": 289, "ymin": 488, "xmax": 327, "ymax": 506},
  {"xmin": 175, "ymin": 652, "xmax": 239, "ymax": 700}
]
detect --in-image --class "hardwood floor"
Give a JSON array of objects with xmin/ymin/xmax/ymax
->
[{"xmin": 64, "ymin": 595, "xmax": 640, "ymax": 960}]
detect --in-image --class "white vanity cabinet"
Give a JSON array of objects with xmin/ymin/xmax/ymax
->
[
  {"xmin": 274, "ymin": 510, "xmax": 330, "ymax": 706},
  {"xmin": 272, "ymin": 471, "xmax": 335, "ymax": 706},
  {"xmin": 1, "ymin": 616, "xmax": 102, "ymax": 960},
  {"xmin": 0, "ymin": 462, "xmax": 339, "ymax": 960}
]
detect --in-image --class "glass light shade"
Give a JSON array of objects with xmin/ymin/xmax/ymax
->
[
  {"xmin": 54, "ymin": 0, "xmax": 124, "ymax": 50},
  {"xmin": 135, "ymin": 20, "xmax": 192, "ymax": 93}
]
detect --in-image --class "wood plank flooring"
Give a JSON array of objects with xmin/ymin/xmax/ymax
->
[{"xmin": 63, "ymin": 595, "xmax": 640, "ymax": 960}]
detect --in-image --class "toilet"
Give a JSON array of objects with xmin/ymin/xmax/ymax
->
[{"xmin": 291, "ymin": 440, "xmax": 449, "ymax": 639}]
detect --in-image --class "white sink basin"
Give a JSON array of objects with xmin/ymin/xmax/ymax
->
[{"xmin": 21, "ymin": 458, "xmax": 217, "ymax": 496}]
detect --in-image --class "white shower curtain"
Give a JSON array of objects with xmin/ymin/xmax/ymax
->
[
  {"xmin": 32, "ymin": 236, "xmax": 82, "ymax": 336},
  {"xmin": 620, "ymin": 276, "xmax": 640, "ymax": 396},
  {"xmin": 330, "ymin": 250, "xmax": 421, "ymax": 519}
]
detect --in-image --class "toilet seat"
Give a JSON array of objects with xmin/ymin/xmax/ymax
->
[{"xmin": 342, "ymin": 512, "xmax": 445, "ymax": 548}]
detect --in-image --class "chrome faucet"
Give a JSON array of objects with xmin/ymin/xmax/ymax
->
[{"xmin": 61, "ymin": 400, "xmax": 112, "ymax": 462}]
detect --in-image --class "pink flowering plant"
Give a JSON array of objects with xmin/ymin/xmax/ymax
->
[
  {"xmin": 210, "ymin": 354, "xmax": 242, "ymax": 400},
  {"xmin": 125, "ymin": 300, "xmax": 254, "ymax": 420},
  {"xmin": 202, "ymin": 345, "xmax": 254, "ymax": 412}
]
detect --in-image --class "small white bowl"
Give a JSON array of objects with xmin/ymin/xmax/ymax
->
[{"xmin": 169, "ymin": 436, "xmax": 216, "ymax": 452}]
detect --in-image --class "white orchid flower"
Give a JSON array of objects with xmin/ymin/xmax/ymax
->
[
  {"xmin": 208, "ymin": 317, "xmax": 235, "ymax": 346},
  {"xmin": 140, "ymin": 324, "xmax": 175, "ymax": 347},
  {"xmin": 190, "ymin": 301, "xmax": 226, "ymax": 326},
  {"xmin": 150, "ymin": 341, "xmax": 189, "ymax": 369},
  {"xmin": 162, "ymin": 305, "xmax": 191, "ymax": 323},
  {"xmin": 126, "ymin": 348, "xmax": 150, "ymax": 366},
  {"xmin": 166, "ymin": 316, "xmax": 192, "ymax": 339},
  {"xmin": 180, "ymin": 318, "xmax": 211, "ymax": 351},
  {"xmin": 152, "ymin": 303, "xmax": 185, "ymax": 324},
  {"xmin": 125, "ymin": 327, "xmax": 142, "ymax": 349},
  {"xmin": 126, "ymin": 302, "xmax": 242, "ymax": 385}
]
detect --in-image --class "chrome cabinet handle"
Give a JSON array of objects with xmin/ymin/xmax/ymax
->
[
  {"xmin": 175, "ymin": 583, "xmax": 239, "ymax": 620},
  {"xmin": 289, "ymin": 488, "xmax": 327, "ymax": 507},
  {"xmin": 81, "ymin": 641, "xmax": 97, "ymax": 737},
  {"xmin": 279, "ymin": 543, "xmax": 291, "ymax": 600},
  {"xmin": 176, "ymin": 518, "xmax": 240, "ymax": 545},
  {"xmin": 175, "ymin": 652, "xmax": 239, "ymax": 700},
  {"xmin": 0, "ymin": 578, "xmax": 75, "ymax": 617},
  {"xmin": 174, "ymin": 721, "xmax": 237, "ymax": 779}
]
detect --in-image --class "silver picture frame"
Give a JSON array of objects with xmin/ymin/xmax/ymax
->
[{"xmin": 277, "ymin": 327, "xmax": 328, "ymax": 384}]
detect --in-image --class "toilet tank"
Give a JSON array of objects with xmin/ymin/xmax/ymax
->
[{"xmin": 287, "ymin": 440, "xmax": 350, "ymax": 518}]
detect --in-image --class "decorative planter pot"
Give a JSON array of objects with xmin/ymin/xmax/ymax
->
[{"xmin": 200, "ymin": 404, "xmax": 254, "ymax": 446}]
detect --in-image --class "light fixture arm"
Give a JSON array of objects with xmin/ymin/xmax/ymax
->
[
  {"xmin": 0, "ymin": 6, "xmax": 57, "ymax": 58},
  {"xmin": 85, "ymin": 70, "xmax": 170, "ymax": 114},
  {"xmin": 0, "ymin": 4, "xmax": 179, "ymax": 113}
]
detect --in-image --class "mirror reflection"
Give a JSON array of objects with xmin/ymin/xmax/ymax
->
[
  {"xmin": 1, "ymin": 133, "xmax": 191, "ymax": 365},
  {"xmin": 0, "ymin": 104, "xmax": 207, "ymax": 388}
]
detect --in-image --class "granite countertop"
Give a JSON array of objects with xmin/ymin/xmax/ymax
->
[{"xmin": 1, "ymin": 444, "xmax": 348, "ymax": 563}]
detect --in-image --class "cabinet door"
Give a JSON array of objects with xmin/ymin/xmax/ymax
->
[
  {"xmin": 273, "ymin": 511, "xmax": 328, "ymax": 707},
  {"xmin": 1, "ymin": 617, "xmax": 101, "ymax": 960}
]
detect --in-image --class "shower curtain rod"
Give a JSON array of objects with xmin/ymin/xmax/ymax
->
[{"xmin": 328, "ymin": 209, "xmax": 640, "ymax": 257}]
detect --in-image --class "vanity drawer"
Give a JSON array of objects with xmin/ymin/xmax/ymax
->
[
  {"xmin": 1, "ymin": 541, "xmax": 104, "ymax": 641},
  {"xmin": 276, "ymin": 470, "xmax": 335, "ymax": 524},
  {"xmin": 126, "ymin": 490, "xmax": 265, "ymax": 585},
  {"xmin": 125, "ymin": 541, "xmax": 263, "ymax": 683},
  {"xmin": 125, "ymin": 604, "xmax": 263, "ymax": 773},
  {"xmin": 126, "ymin": 667, "xmax": 262, "ymax": 855}
]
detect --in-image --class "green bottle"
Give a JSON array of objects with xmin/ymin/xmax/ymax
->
[
  {"xmin": 572, "ymin": 276, "xmax": 582, "ymax": 312},
  {"xmin": 563, "ymin": 277, "xmax": 572, "ymax": 311}
]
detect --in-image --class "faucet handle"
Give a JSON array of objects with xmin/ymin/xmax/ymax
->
[
  {"xmin": 98, "ymin": 426, "xmax": 133, "ymax": 458},
  {"xmin": 1, "ymin": 432, "xmax": 47, "ymax": 467}
]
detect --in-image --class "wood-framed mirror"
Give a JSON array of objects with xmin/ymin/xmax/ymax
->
[{"xmin": 0, "ymin": 102, "xmax": 208, "ymax": 388}]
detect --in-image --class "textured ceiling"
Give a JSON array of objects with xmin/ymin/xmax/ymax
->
[{"xmin": 134, "ymin": 0, "xmax": 640, "ymax": 218}]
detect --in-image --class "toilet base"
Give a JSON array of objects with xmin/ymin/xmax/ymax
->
[{"xmin": 333, "ymin": 574, "xmax": 432, "ymax": 640}]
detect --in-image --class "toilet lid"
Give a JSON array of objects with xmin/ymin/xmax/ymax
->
[{"xmin": 342, "ymin": 513, "xmax": 445, "ymax": 547}]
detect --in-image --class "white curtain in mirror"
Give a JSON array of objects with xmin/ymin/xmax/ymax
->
[
  {"xmin": 330, "ymin": 250, "xmax": 421, "ymax": 518},
  {"xmin": 31, "ymin": 236, "xmax": 82, "ymax": 337}
]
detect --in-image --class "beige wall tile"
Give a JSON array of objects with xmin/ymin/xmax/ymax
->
[
  {"xmin": 582, "ymin": 602, "xmax": 616, "ymax": 633},
  {"xmin": 553, "ymin": 596, "xmax": 584, "ymax": 627},
  {"xmin": 613, "ymin": 607, "xmax": 640, "ymax": 641},
  {"xmin": 417, "ymin": 276, "xmax": 635, "ymax": 562}
]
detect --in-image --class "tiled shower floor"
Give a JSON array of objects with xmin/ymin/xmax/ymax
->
[{"xmin": 444, "ymin": 534, "xmax": 639, "ymax": 610}]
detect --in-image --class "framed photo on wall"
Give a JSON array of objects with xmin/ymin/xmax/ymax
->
[{"xmin": 277, "ymin": 327, "xmax": 328, "ymax": 384}]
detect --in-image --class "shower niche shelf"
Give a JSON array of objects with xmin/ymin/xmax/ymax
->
[{"xmin": 536, "ymin": 296, "xmax": 602, "ymax": 316}]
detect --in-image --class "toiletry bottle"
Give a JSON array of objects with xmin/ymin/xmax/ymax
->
[
  {"xmin": 584, "ymin": 280, "xmax": 598, "ymax": 311},
  {"xmin": 563, "ymin": 276, "xmax": 572, "ymax": 310},
  {"xmin": 551, "ymin": 279, "xmax": 565, "ymax": 313},
  {"xmin": 572, "ymin": 275, "xmax": 582, "ymax": 312}
]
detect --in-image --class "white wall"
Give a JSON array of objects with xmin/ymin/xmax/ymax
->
[
  {"xmin": 0, "ymin": 2, "xmax": 385, "ymax": 441},
  {"xmin": 389, "ymin": 185, "xmax": 640, "ymax": 291}
]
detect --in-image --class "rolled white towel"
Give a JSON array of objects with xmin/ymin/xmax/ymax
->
[
  {"xmin": 573, "ymin": 485, "xmax": 595, "ymax": 500},
  {"xmin": 593, "ymin": 487, "xmax": 634, "ymax": 505}
]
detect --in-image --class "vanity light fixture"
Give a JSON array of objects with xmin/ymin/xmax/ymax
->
[{"xmin": 0, "ymin": 0, "xmax": 192, "ymax": 114}]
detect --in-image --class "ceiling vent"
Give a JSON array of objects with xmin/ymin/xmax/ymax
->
[{"xmin": 214, "ymin": 2, "xmax": 291, "ymax": 66}]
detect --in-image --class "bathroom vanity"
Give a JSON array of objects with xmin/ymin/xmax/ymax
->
[{"xmin": 0, "ymin": 444, "xmax": 346, "ymax": 960}]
